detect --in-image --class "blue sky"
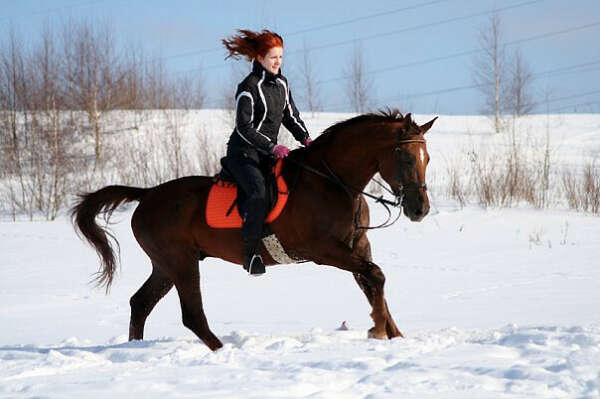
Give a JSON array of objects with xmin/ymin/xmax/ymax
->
[{"xmin": 2, "ymin": 0, "xmax": 599, "ymax": 114}]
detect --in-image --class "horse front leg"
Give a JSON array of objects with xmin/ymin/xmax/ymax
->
[
  {"xmin": 352, "ymin": 234, "xmax": 403, "ymax": 339},
  {"xmin": 354, "ymin": 273, "xmax": 403, "ymax": 339},
  {"xmin": 311, "ymin": 240, "xmax": 397, "ymax": 340}
]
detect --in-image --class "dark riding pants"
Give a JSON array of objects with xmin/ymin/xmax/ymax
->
[{"xmin": 224, "ymin": 150, "xmax": 268, "ymax": 256}]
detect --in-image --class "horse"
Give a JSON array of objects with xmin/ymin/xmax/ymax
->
[{"xmin": 71, "ymin": 109, "xmax": 437, "ymax": 351}]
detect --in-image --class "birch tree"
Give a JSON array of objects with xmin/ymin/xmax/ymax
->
[
  {"xmin": 473, "ymin": 12, "xmax": 506, "ymax": 133},
  {"xmin": 298, "ymin": 40, "xmax": 322, "ymax": 114},
  {"xmin": 345, "ymin": 43, "xmax": 374, "ymax": 114},
  {"xmin": 505, "ymin": 48, "xmax": 535, "ymax": 117}
]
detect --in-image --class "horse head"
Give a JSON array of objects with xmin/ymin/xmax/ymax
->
[{"xmin": 377, "ymin": 113, "xmax": 437, "ymax": 222}]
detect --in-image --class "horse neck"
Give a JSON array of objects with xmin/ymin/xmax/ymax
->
[{"xmin": 312, "ymin": 123, "xmax": 387, "ymax": 192}]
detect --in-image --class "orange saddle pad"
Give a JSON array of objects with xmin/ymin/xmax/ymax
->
[{"xmin": 205, "ymin": 159, "xmax": 289, "ymax": 228}]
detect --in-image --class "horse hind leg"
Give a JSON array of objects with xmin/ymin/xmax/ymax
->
[
  {"xmin": 129, "ymin": 264, "xmax": 173, "ymax": 341},
  {"xmin": 172, "ymin": 258, "xmax": 223, "ymax": 351}
]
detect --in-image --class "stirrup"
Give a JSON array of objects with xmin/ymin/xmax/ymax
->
[{"xmin": 244, "ymin": 254, "xmax": 265, "ymax": 276}]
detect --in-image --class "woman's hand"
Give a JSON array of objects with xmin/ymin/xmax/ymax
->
[
  {"xmin": 273, "ymin": 145, "xmax": 290, "ymax": 158},
  {"xmin": 303, "ymin": 138, "xmax": 313, "ymax": 147}
]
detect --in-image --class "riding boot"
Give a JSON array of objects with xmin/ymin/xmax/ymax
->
[{"xmin": 242, "ymin": 235, "xmax": 265, "ymax": 275}]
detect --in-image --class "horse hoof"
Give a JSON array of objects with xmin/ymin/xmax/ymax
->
[
  {"xmin": 208, "ymin": 340, "xmax": 224, "ymax": 351},
  {"xmin": 367, "ymin": 327, "xmax": 386, "ymax": 340},
  {"xmin": 387, "ymin": 329, "xmax": 405, "ymax": 339},
  {"xmin": 388, "ymin": 332, "xmax": 404, "ymax": 339}
]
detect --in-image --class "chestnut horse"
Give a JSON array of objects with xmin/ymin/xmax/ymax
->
[{"xmin": 71, "ymin": 110, "xmax": 437, "ymax": 351}]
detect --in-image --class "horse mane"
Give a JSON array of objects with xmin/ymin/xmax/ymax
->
[
  {"xmin": 287, "ymin": 108, "xmax": 408, "ymax": 161},
  {"xmin": 311, "ymin": 108, "xmax": 405, "ymax": 148}
]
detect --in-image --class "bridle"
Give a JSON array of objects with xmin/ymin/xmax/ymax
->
[
  {"xmin": 393, "ymin": 137, "xmax": 428, "ymax": 195},
  {"xmin": 284, "ymin": 135, "xmax": 428, "ymax": 230}
]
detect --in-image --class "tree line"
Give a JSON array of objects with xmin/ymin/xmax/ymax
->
[
  {"xmin": 1, "ymin": 17, "xmax": 596, "ymax": 220},
  {"xmin": 0, "ymin": 20, "xmax": 207, "ymax": 219},
  {"xmin": 0, "ymin": 20, "xmax": 205, "ymax": 160}
]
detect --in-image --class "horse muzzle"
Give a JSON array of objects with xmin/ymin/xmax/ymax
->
[{"xmin": 401, "ymin": 190, "xmax": 430, "ymax": 222}]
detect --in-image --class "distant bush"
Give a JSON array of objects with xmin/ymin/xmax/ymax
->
[
  {"xmin": 445, "ymin": 157, "xmax": 468, "ymax": 208},
  {"xmin": 0, "ymin": 109, "xmax": 225, "ymax": 220},
  {"xmin": 444, "ymin": 123, "xmax": 551, "ymax": 209},
  {"xmin": 107, "ymin": 110, "xmax": 223, "ymax": 187},
  {"xmin": 0, "ymin": 20, "xmax": 207, "ymax": 220},
  {"xmin": 2, "ymin": 107, "xmax": 599, "ymax": 219},
  {"xmin": 442, "ymin": 117, "xmax": 600, "ymax": 214},
  {"xmin": 562, "ymin": 161, "xmax": 600, "ymax": 214},
  {"xmin": 469, "ymin": 129, "xmax": 552, "ymax": 209}
]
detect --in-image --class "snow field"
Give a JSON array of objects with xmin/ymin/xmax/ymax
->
[
  {"xmin": 2, "ymin": 325, "xmax": 599, "ymax": 398},
  {"xmin": 1, "ymin": 112, "xmax": 600, "ymax": 397},
  {"xmin": 2, "ymin": 201, "xmax": 600, "ymax": 398}
]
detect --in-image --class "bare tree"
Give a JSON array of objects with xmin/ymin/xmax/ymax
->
[
  {"xmin": 505, "ymin": 48, "xmax": 535, "ymax": 117},
  {"xmin": 218, "ymin": 63, "xmax": 248, "ymax": 129},
  {"xmin": 32, "ymin": 26, "xmax": 67, "ymax": 218},
  {"xmin": 61, "ymin": 19, "xmax": 127, "ymax": 162},
  {"xmin": 172, "ymin": 73, "xmax": 206, "ymax": 109},
  {"xmin": 298, "ymin": 40, "xmax": 322, "ymax": 114},
  {"xmin": 145, "ymin": 58, "xmax": 171, "ymax": 109},
  {"xmin": 0, "ymin": 28, "xmax": 26, "ymax": 216},
  {"xmin": 0, "ymin": 25, "xmax": 80, "ymax": 219},
  {"xmin": 0, "ymin": 18, "xmax": 214, "ymax": 218},
  {"xmin": 345, "ymin": 43, "xmax": 374, "ymax": 114},
  {"xmin": 473, "ymin": 12, "xmax": 506, "ymax": 133}
]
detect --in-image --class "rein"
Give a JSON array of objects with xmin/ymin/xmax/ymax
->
[
  {"xmin": 284, "ymin": 137, "xmax": 427, "ymax": 230},
  {"xmin": 286, "ymin": 157, "xmax": 399, "ymax": 206}
]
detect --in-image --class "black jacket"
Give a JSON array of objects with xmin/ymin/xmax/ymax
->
[{"xmin": 227, "ymin": 60, "xmax": 310, "ymax": 160}]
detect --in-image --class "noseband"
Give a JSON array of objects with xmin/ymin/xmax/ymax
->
[{"xmin": 284, "ymin": 136, "xmax": 428, "ymax": 230}]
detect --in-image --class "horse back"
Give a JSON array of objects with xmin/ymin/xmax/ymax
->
[{"xmin": 131, "ymin": 176, "xmax": 213, "ymax": 245}]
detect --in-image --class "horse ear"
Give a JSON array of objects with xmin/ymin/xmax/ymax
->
[
  {"xmin": 403, "ymin": 113, "xmax": 412, "ymax": 123},
  {"xmin": 419, "ymin": 116, "xmax": 438, "ymax": 134}
]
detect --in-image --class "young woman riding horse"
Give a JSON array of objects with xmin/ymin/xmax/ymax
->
[
  {"xmin": 72, "ymin": 110, "xmax": 436, "ymax": 351},
  {"xmin": 71, "ymin": 30, "xmax": 438, "ymax": 351},
  {"xmin": 222, "ymin": 29, "xmax": 313, "ymax": 275}
]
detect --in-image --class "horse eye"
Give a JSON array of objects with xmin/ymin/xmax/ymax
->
[{"xmin": 398, "ymin": 151, "xmax": 415, "ymax": 165}]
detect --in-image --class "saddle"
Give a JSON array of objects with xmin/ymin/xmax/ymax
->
[{"xmin": 205, "ymin": 158, "xmax": 289, "ymax": 229}]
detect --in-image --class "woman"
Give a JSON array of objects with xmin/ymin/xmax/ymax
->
[{"xmin": 222, "ymin": 29, "xmax": 313, "ymax": 275}]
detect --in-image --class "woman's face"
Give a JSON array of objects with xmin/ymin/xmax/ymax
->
[{"xmin": 257, "ymin": 46, "xmax": 283, "ymax": 75}]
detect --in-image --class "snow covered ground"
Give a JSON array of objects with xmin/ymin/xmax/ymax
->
[
  {"xmin": 1, "ymin": 200, "xmax": 599, "ymax": 398},
  {"xmin": 1, "ymin": 112, "xmax": 600, "ymax": 398}
]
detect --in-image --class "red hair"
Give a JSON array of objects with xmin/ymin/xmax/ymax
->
[{"xmin": 222, "ymin": 29, "xmax": 283, "ymax": 61}]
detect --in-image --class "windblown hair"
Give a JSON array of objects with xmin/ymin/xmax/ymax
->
[{"xmin": 222, "ymin": 29, "xmax": 284, "ymax": 61}]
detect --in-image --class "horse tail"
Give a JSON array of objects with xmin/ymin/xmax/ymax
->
[{"xmin": 71, "ymin": 185, "xmax": 148, "ymax": 292}]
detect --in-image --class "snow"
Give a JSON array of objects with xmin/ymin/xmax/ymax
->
[
  {"xmin": 1, "ymin": 112, "xmax": 600, "ymax": 398},
  {"xmin": 3, "ymin": 325, "xmax": 599, "ymax": 398}
]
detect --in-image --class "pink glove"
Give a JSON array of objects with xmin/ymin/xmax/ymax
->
[
  {"xmin": 272, "ymin": 144, "xmax": 290, "ymax": 158},
  {"xmin": 303, "ymin": 138, "xmax": 313, "ymax": 147}
]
